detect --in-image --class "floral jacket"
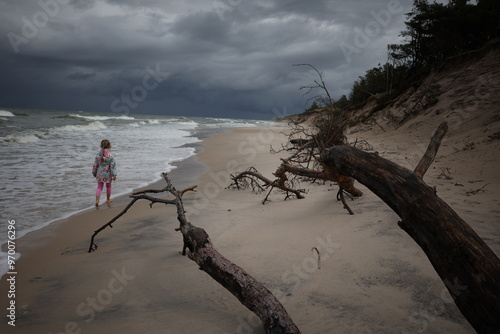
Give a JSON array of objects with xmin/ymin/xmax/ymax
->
[{"xmin": 92, "ymin": 149, "xmax": 117, "ymax": 183}]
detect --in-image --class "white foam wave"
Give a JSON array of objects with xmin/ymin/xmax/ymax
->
[
  {"xmin": 1, "ymin": 134, "xmax": 41, "ymax": 143},
  {"xmin": 137, "ymin": 119, "xmax": 161, "ymax": 126},
  {"xmin": 54, "ymin": 121, "xmax": 107, "ymax": 132},
  {"xmin": 176, "ymin": 121, "xmax": 198, "ymax": 129},
  {"xmin": 0, "ymin": 110, "xmax": 15, "ymax": 117},
  {"xmin": 207, "ymin": 121, "xmax": 256, "ymax": 128},
  {"xmin": 70, "ymin": 114, "xmax": 135, "ymax": 121}
]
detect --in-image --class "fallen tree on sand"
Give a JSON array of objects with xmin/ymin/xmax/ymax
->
[
  {"xmin": 320, "ymin": 122, "xmax": 500, "ymax": 334},
  {"xmin": 228, "ymin": 112, "xmax": 363, "ymax": 212},
  {"xmin": 88, "ymin": 174, "xmax": 301, "ymax": 334}
]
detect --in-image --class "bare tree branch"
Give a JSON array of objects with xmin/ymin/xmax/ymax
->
[
  {"xmin": 88, "ymin": 174, "xmax": 301, "ymax": 333},
  {"xmin": 293, "ymin": 63, "xmax": 334, "ymax": 109},
  {"xmin": 414, "ymin": 121, "xmax": 448, "ymax": 179}
]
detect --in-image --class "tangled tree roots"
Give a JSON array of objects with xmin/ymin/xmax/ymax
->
[{"xmin": 228, "ymin": 167, "xmax": 306, "ymax": 204}]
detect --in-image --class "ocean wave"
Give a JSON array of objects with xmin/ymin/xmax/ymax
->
[
  {"xmin": 69, "ymin": 114, "xmax": 135, "ymax": 121},
  {"xmin": 128, "ymin": 119, "xmax": 171, "ymax": 127},
  {"xmin": 207, "ymin": 119, "xmax": 282, "ymax": 128},
  {"xmin": 175, "ymin": 120, "xmax": 198, "ymax": 128},
  {"xmin": 0, "ymin": 110, "xmax": 15, "ymax": 117},
  {"xmin": 1, "ymin": 133, "xmax": 42, "ymax": 143},
  {"xmin": 207, "ymin": 120, "xmax": 256, "ymax": 128},
  {"xmin": 194, "ymin": 117, "xmax": 260, "ymax": 128},
  {"xmin": 138, "ymin": 119, "xmax": 161, "ymax": 125},
  {"xmin": 53, "ymin": 121, "xmax": 107, "ymax": 132}
]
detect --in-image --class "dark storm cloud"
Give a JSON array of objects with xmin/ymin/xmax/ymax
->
[{"xmin": 0, "ymin": 0, "xmax": 412, "ymax": 119}]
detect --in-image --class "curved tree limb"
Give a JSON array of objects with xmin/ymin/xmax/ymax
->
[
  {"xmin": 414, "ymin": 121, "xmax": 448, "ymax": 179},
  {"xmin": 337, "ymin": 188, "xmax": 354, "ymax": 215},
  {"xmin": 321, "ymin": 145, "xmax": 500, "ymax": 334},
  {"xmin": 293, "ymin": 63, "xmax": 334, "ymax": 109},
  {"xmin": 230, "ymin": 170, "xmax": 275, "ymax": 188},
  {"xmin": 88, "ymin": 185, "xmax": 197, "ymax": 252},
  {"xmin": 88, "ymin": 197, "xmax": 142, "ymax": 252}
]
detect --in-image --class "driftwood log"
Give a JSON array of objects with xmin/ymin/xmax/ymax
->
[
  {"xmin": 88, "ymin": 174, "xmax": 301, "ymax": 334},
  {"xmin": 320, "ymin": 122, "xmax": 500, "ymax": 334}
]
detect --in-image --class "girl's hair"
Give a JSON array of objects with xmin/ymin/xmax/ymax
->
[
  {"xmin": 100, "ymin": 139, "xmax": 111, "ymax": 163},
  {"xmin": 100, "ymin": 139, "xmax": 111, "ymax": 149}
]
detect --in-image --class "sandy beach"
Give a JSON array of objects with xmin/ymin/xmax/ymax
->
[{"xmin": 2, "ymin": 123, "xmax": 498, "ymax": 334}]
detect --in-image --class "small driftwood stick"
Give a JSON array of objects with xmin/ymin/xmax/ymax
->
[
  {"xmin": 337, "ymin": 188, "xmax": 354, "ymax": 215},
  {"xmin": 311, "ymin": 247, "xmax": 321, "ymax": 269},
  {"xmin": 466, "ymin": 183, "xmax": 489, "ymax": 196}
]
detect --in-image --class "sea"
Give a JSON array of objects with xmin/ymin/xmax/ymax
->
[{"xmin": 0, "ymin": 108, "xmax": 279, "ymax": 277}]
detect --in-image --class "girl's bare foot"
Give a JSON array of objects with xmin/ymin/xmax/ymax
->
[
  {"xmin": 95, "ymin": 202, "xmax": 99, "ymax": 207},
  {"xmin": 106, "ymin": 199, "xmax": 113, "ymax": 203}
]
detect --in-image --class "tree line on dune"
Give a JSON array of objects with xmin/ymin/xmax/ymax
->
[{"xmin": 328, "ymin": 0, "xmax": 500, "ymax": 112}]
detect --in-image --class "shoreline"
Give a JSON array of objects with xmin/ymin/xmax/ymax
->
[
  {"xmin": 0, "ymin": 125, "xmax": 292, "ymax": 334},
  {"xmin": 0, "ymin": 137, "xmax": 209, "ymax": 275},
  {"xmin": 0, "ymin": 125, "xmax": 226, "ymax": 279},
  {"xmin": 1, "ymin": 124, "xmax": 494, "ymax": 333}
]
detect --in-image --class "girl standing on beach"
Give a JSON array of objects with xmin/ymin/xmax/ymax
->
[{"xmin": 92, "ymin": 139, "xmax": 117, "ymax": 207}]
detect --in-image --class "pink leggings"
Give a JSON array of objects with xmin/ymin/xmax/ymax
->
[{"xmin": 96, "ymin": 182, "xmax": 112, "ymax": 196}]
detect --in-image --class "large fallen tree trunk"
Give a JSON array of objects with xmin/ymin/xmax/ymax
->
[
  {"xmin": 89, "ymin": 174, "xmax": 301, "ymax": 334},
  {"xmin": 278, "ymin": 162, "xmax": 363, "ymax": 196},
  {"xmin": 321, "ymin": 143, "xmax": 500, "ymax": 334}
]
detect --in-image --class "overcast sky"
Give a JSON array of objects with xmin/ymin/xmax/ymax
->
[{"xmin": 0, "ymin": 0, "xmax": 413, "ymax": 120}]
